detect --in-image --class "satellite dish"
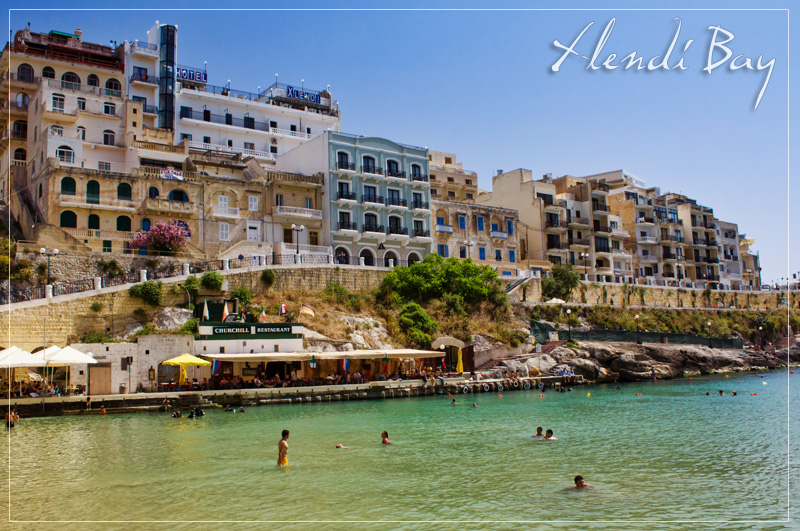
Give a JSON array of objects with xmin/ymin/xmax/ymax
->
[{"xmin": 238, "ymin": 254, "xmax": 244, "ymax": 260}]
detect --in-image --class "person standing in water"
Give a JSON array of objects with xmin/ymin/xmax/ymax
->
[
  {"xmin": 278, "ymin": 430, "xmax": 290, "ymax": 466},
  {"xmin": 381, "ymin": 431, "xmax": 391, "ymax": 444},
  {"xmin": 532, "ymin": 427, "xmax": 544, "ymax": 437},
  {"xmin": 543, "ymin": 429, "xmax": 558, "ymax": 440}
]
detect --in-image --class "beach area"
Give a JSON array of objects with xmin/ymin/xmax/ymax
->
[{"xmin": 4, "ymin": 369, "xmax": 798, "ymax": 529}]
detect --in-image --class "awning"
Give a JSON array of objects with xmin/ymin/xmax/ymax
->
[{"xmin": 201, "ymin": 349, "xmax": 440, "ymax": 363}]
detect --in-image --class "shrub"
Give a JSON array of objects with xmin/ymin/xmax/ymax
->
[
  {"xmin": 322, "ymin": 282, "xmax": 350, "ymax": 304},
  {"xmin": 89, "ymin": 301, "xmax": 104, "ymax": 312},
  {"xmin": 260, "ymin": 269, "xmax": 276, "ymax": 288},
  {"xmin": 407, "ymin": 329, "xmax": 433, "ymax": 350},
  {"xmin": 129, "ymin": 220, "xmax": 189, "ymax": 254},
  {"xmin": 230, "ymin": 286, "xmax": 253, "ymax": 306},
  {"xmin": 541, "ymin": 264, "xmax": 581, "ymax": 301},
  {"xmin": 184, "ymin": 275, "xmax": 200, "ymax": 291},
  {"xmin": 81, "ymin": 331, "xmax": 114, "ymax": 343},
  {"xmin": 97, "ymin": 259, "xmax": 123, "ymax": 277},
  {"xmin": 398, "ymin": 302, "xmax": 438, "ymax": 335},
  {"xmin": 129, "ymin": 280, "xmax": 164, "ymax": 306},
  {"xmin": 201, "ymin": 271, "xmax": 224, "ymax": 291},
  {"xmin": 177, "ymin": 317, "xmax": 199, "ymax": 336},
  {"xmin": 132, "ymin": 323, "xmax": 156, "ymax": 338}
]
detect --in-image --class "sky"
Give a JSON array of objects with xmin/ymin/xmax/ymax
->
[{"xmin": 8, "ymin": 2, "xmax": 796, "ymax": 284}]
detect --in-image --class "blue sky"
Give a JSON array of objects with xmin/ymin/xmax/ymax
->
[{"xmin": 9, "ymin": 3, "xmax": 796, "ymax": 284}]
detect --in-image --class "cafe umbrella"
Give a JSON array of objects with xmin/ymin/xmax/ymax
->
[
  {"xmin": 0, "ymin": 347, "xmax": 47, "ymax": 396},
  {"xmin": 34, "ymin": 346, "xmax": 97, "ymax": 396},
  {"xmin": 162, "ymin": 354, "xmax": 211, "ymax": 385}
]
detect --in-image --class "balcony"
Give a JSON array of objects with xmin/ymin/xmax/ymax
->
[
  {"xmin": 58, "ymin": 193, "xmax": 136, "ymax": 212},
  {"xmin": 62, "ymin": 228, "xmax": 136, "ymax": 241},
  {"xmin": 590, "ymin": 182, "xmax": 609, "ymax": 193},
  {"xmin": 611, "ymin": 228, "xmax": 629, "ymax": 238},
  {"xmin": 592, "ymin": 204, "xmax": 611, "ymax": 212},
  {"xmin": 569, "ymin": 238, "xmax": 591, "ymax": 247},
  {"xmin": 595, "ymin": 246, "xmax": 612, "ymax": 254},
  {"xmin": 614, "ymin": 269, "xmax": 633, "ymax": 276},
  {"xmin": 545, "ymin": 220, "xmax": 568, "ymax": 230},
  {"xmin": 662, "ymin": 235, "xmax": 684, "ymax": 243},
  {"xmin": 637, "ymin": 236, "xmax": 658, "ymax": 244},
  {"xmin": 568, "ymin": 217, "xmax": 590, "ymax": 227},
  {"xmin": 636, "ymin": 216, "xmax": 655, "ymax": 225},
  {"xmin": 361, "ymin": 166, "xmax": 383, "ymax": 176},
  {"xmin": 385, "ymin": 197, "xmax": 407, "ymax": 208},
  {"xmin": 145, "ymin": 197, "xmax": 195, "ymax": 215},
  {"xmin": 188, "ymin": 140, "xmax": 275, "ymax": 161},
  {"xmin": 544, "ymin": 199, "xmax": 566, "ymax": 211},
  {"xmin": 130, "ymin": 73, "xmax": 158, "ymax": 86},
  {"xmin": 386, "ymin": 170, "xmax": 406, "ymax": 179},
  {"xmin": 179, "ymin": 109, "xmax": 313, "ymax": 139},
  {"xmin": 436, "ymin": 224, "xmax": 453, "ymax": 234},
  {"xmin": 212, "ymin": 206, "xmax": 240, "ymax": 219},
  {"xmin": 361, "ymin": 194, "xmax": 384, "ymax": 205},
  {"xmin": 337, "ymin": 221, "xmax": 358, "ymax": 231},
  {"xmin": 706, "ymin": 239, "xmax": 718, "ymax": 247},
  {"xmin": 638, "ymin": 254, "xmax": 659, "ymax": 263},
  {"xmin": 336, "ymin": 162, "xmax": 356, "ymax": 171},
  {"xmin": 491, "ymin": 230, "xmax": 508, "ymax": 239},
  {"xmin": 143, "ymin": 104, "xmax": 158, "ymax": 114},
  {"xmin": 662, "ymin": 252, "xmax": 679, "ymax": 260},
  {"xmin": 656, "ymin": 217, "xmax": 683, "ymax": 226},
  {"xmin": 3, "ymin": 73, "xmax": 39, "ymax": 86},
  {"xmin": 387, "ymin": 226, "xmax": 409, "ymax": 236},
  {"xmin": 272, "ymin": 205, "xmax": 322, "ymax": 220},
  {"xmin": 594, "ymin": 225, "xmax": 611, "ymax": 233},
  {"xmin": 410, "ymin": 173, "xmax": 429, "ymax": 183},
  {"xmin": 546, "ymin": 241, "xmax": 568, "ymax": 250},
  {"xmin": 413, "ymin": 229, "xmax": 431, "ymax": 238},
  {"xmin": 411, "ymin": 200, "xmax": 430, "ymax": 210},
  {"xmin": 337, "ymin": 191, "xmax": 357, "ymax": 201},
  {"xmin": 612, "ymin": 249, "xmax": 631, "ymax": 258},
  {"xmin": 131, "ymin": 40, "xmax": 158, "ymax": 56},
  {"xmin": 362, "ymin": 224, "xmax": 385, "ymax": 234}
]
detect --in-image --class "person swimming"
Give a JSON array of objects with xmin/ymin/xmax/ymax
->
[
  {"xmin": 533, "ymin": 427, "xmax": 544, "ymax": 437},
  {"xmin": 451, "ymin": 398, "xmax": 457, "ymax": 405},
  {"xmin": 381, "ymin": 431, "xmax": 391, "ymax": 445},
  {"xmin": 335, "ymin": 444, "xmax": 351, "ymax": 449},
  {"xmin": 277, "ymin": 429, "xmax": 290, "ymax": 466},
  {"xmin": 472, "ymin": 403, "xmax": 478, "ymax": 408},
  {"xmin": 573, "ymin": 475, "xmax": 591, "ymax": 489},
  {"xmin": 543, "ymin": 429, "xmax": 558, "ymax": 440}
]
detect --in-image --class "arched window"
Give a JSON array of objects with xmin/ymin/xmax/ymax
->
[
  {"xmin": 116, "ymin": 215, "xmax": 131, "ymax": 232},
  {"xmin": 359, "ymin": 248, "xmax": 375, "ymax": 267},
  {"xmin": 42, "ymin": 66, "xmax": 55, "ymax": 79},
  {"xmin": 117, "ymin": 183, "xmax": 132, "ymax": 200},
  {"xmin": 11, "ymin": 120, "xmax": 27, "ymax": 139},
  {"xmin": 103, "ymin": 130, "xmax": 115, "ymax": 146},
  {"xmin": 105, "ymin": 78, "xmax": 121, "ymax": 92},
  {"xmin": 411, "ymin": 164, "xmax": 422, "ymax": 177},
  {"xmin": 86, "ymin": 180, "xmax": 100, "ymax": 204},
  {"xmin": 56, "ymin": 146, "xmax": 74, "ymax": 164},
  {"xmin": 362, "ymin": 156, "xmax": 376, "ymax": 174},
  {"xmin": 148, "ymin": 186, "xmax": 159, "ymax": 199},
  {"xmin": 386, "ymin": 160, "xmax": 399, "ymax": 176},
  {"xmin": 337, "ymin": 151, "xmax": 350, "ymax": 170},
  {"xmin": 88, "ymin": 214, "xmax": 100, "ymax": 230},
  {"xmin": 76, "ymin": 127, "xmax": 85, "ymax": 140},
  {"xmin": 61, "ymin": 71, "xmax": 80, "ymax": 89},
  {"xmin": 176, "ymin": 220, "xmax": 191, "ymax": 237},
  {"xmin": 15, "ymin": 93, "xmax": 29, "ymax": 107},
  {"xmin": 87, "ymin": 74, "xmax": 99, "ymax": 87},
  {"xmin": 141, "ymin": 218, "xmax": 151, "ymax": 231},
  {"xmin": 13, "ymin": 148, "xmax": 26, "ymax": 161},
  {"xmin": 59, "ymin": 210, "xmax": 77, "ymax": 228},
  {"xmin": 364, "ymin": 213, "xmax": 378, "ymax": 231},
  {"xmin": 17, "ymin": 64, "xmax": 33, "ymax": 83},
  {"xmin": 60, "ymin": 177, "xmax": 76, "ymax": 195},
  {"xmin": 168, "ymin": 189, "xmax": 188, "ymax": 202}
]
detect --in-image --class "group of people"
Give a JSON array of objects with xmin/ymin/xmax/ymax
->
[
  {"xmin": 559, "ymin": 367, "xmax": 577, "ymax": 383},
  {"xmin": 172, "ymin": 405, "xmax": 206, "ymax": 419},
  {"xmin": 277, "ymin": 429, "xmax": 392, "ymax": 466},
  {"xmin": 532, "ymin": 427, "xmax": 558, "ymax": 440}
]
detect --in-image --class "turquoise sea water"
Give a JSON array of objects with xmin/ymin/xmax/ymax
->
[{"xmin": 4, "ymin": 371, "xmax": 798, "ymax": 530}]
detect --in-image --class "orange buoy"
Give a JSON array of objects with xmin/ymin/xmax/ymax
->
[
  {"xmin": 539, "ymin": 394, "xmax": 544, "ymax": 398},
  {"xmin": 498, "ymin": 394, "xmax": 503, "ymax": 398},
  {"xmin": 791, "ymin": 370, "xmax": 795, "ymax": 374}
]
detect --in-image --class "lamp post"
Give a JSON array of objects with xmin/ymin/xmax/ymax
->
[
  {"xmin": 707, "ymin": 321, "xmax": 712, "ymax": 347},
  {"xmin": 291, "ymin": 224, "xmax": 305, "ymax": 254},
  {"xmin": 579, "ymin": 252, "xmax": 588, "ymax": 280},
  {"xmin": 635, "ymin": 314, "xmax": 640, "ymax": 344},
  {"xmin": 39, "ymin": 247, "xmax": 59, "ymax": 285},
  {"xmin": 463, "ymin": 239, "xmax": 474, "ymax": 260},
  {"xmin": 566, "ymin": 308, "xmax": 572, "ymax": 342},
  {"xmin": 758, "ymin": 325, "xmax": 763, "ymax": 349}
]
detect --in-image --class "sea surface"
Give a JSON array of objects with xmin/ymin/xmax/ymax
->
[{"xmin": 4, "ymin": 371, "xmax": 798, "ymax": 530}]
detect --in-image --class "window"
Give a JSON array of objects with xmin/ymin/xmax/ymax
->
[
  {"xmin": 102, "ymin": 240, "xmax": 112, "ymax": 253},
  {"xmin": 141, "ymin": 218, "xmax": 151, "ymax": 231},
  {"xmin": 219, "ymin": 222, "xmax": 230, "ymax": 241},
  {"xmin": 17, "ymin": 64, "xmax": 34, "ymax": 82},
  {"xmin": 477, "ymin": 216, "xmax": 484, "ymax": 232},
  {"xmin": 269, "ymin": 146, "xmax": 277, "ymax": 154},
  {"xmin": 491, "ymin": 223, "xmax": 499, "ymax": 232},
  {"xmin": 32, "ymin": 126, "xmax": 36, "ymax": 142},
  {"xmin": 117, "ymin": 183, "xmax": 132, "ymax": 200},
  {"xmin": 362, "ymin": 156, "xmax": 376, "ymax": 174},
  {"xmin": 479, "ymin": 247, "xmax": 486, "ymax": 260},
  {"xmin": 413, "ymin": 220, "xmax": 424, "ymax": 235},
  {"xmin": 180, "ymin": 133, "xmax": 192, "ymax": 142},
  {"xmin": 509, "ymin": 250, "xmax": 516, "ymax": 263},
  {"xmin": 444, "ymin": 157, "xmax": 452, "ymax": 164},
  {"xmin": 98, "ymin": 162, "xmax": 111, "ymax": 171},
  {"xmin": 387, "ymin": 160, "xmax": 399, "ymax": 175},
  {"xmin": 168, "ymin": 190, "xmax": 188, "ymax": 202},
  {"xmin": 86, "ymin": 180, "xmax": 100, "ymax": 204},
  {"xmin": 338, "ymin": 211, "xmax": 351, "ymax": 226},
  {"xmin": 60, "ymin": 177, "xmax": 76, "ymax": 195},
  {"xmin": 105, "ymin": 78, "xmax": 121, "ymax": 92},
  {"xmin": 436, "ymin": 216, "xmax": 445, "ymax": 226},
  {"xmin": 305, "ymin": 197, "xmax": 313, "ymax": 209},
  {"xmin": 244, "ymin": 142, "xmax": 255, "ymax": 151},
  {"xmin": 466, "ymin": 193, "xmax": 474, "ymax": 200},
  {"xmin": 61, "ymin": 71, "xmax": 80, "ymax": 89},
  {"xmin": 459, "ymin": 247, "xmax": 466, "ymax": 259},
  {"xmin": 87, "ymin": 74, "xmax": 99, "ymax": 87},
  {"xmin": 104, "ymin": 102, "xmax": 115, "ymax": 115},
  {"xmin": 148, "ymin": 186, "xmax": 159, "ymax": 199},
  {"xmin": 430, "ymin": 189, "xmax": 437, "ymax": 195},
  {"xmin": 269, "ymin": 121, "xmax": 277, "ymax": 129},
  {"xmin": 176, "ymin": 221, "xmax": 191, "ymax": 237},
  {"xmin": 13, "ymin": 148, "xmax": 26, "ymax": 161},
  {"xmin": 495, "ymin": 250, "xmax": 502, "ymax": 262},
  {"xmin": 52, "ymin": 94, "xmax": 65, "ymax": 112},
  {"xmin": 88, "ymin": 214, "xmax": 100, "ymax": 230},
  {"xmin": 103, "ymin": 130, "xmax": 115, "ymax": 146},
  {"xmin": 59, "ymin": 210, "xmax": 77, "ymax": 228},
  {"xmin": 411, "ymin": 164, "xmax": 421, "ymax": 177},
  {"xmin": 42, "ymin": 67, "xmax": 55, "ymax": 79},
  {"xmin": 51, "ymin": 125, "xmax": 63, "ymax": 136},
  {"xmin": 56, "ymin": 146, "xmax": 74, "ymax": 163},
  {"xmin": 275, "ymin": 194, "xmax": 283, "ymax": 206},
  {"xmin": 242, "ymin": 195, "xmax": 257, "ymax": 212},
  {"xmin": 38, "ymin": 183, "xmax": 42, "ymax": 198},
  {"xmin": 465, "ymin": 178, "xmax": 472, "ymax": 185},
  {"xmin": 203, "ymin": 136, "xmax": 211, "ymax": 144},
  {"xmin": 290, "ymin": 125, "xmax": 297, "ymax": 132},
  {"xmin": 76, "ymin": 97, "xmax": 86, "ymax": 111},
  {"xmin": 448, "ymin": 191, "xmax": 455, "ymax": 197},
  {"xmin": 77, "ymin": 126, "xmax": 85, "ymax": 140},
  {"xmin": 364, "ymin": 213, "xmax": 378, "ymax": 230},
  {"xmin": 507, "ymin": 220, "xmax": 514, "ymax": 236},
  {"xmin": 437, "ymin": 244, "xmax": 449, "ymax": 258},
  {"xmin": 458, "ymin": 215, "xmax": 466, "ymax": 230}
]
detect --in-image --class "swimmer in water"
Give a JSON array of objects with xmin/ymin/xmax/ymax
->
[
  {"xmin": 451, "ymin": 398, "xmax": 457, "ymax": 405},
  {"xmin": 573, "ymin": 475, "xmax": 591, "ymax": 489},
  {"xmin": 472, "ymin": 403, "xmax": 478, "ymax": 408},
  {"xmin": 277, "ymin": 429, "xmax": 290, "ymax": 466},
  {"xmin": 381, "ymin": 431, "xmax": 391, "ymax": 445},
  {"xmin": 533, "ymin": 427, "xmax": 544, "ymax": 437},
  {"xmin": 335, "ymin": 444, "xmax": 350, "ymax": 449},
  {"xmin": 543, "ymin": 429, "xmax": 558, "ymax": 441}
]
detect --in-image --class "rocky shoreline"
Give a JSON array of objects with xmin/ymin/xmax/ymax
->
[{"xmin": 498, "ymin": 343, "xmax": 800, "ymax": 383}]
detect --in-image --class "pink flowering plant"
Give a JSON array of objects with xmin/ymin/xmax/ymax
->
[{"xmin": 129, "ymin": 221, "xmax": 189, "ymax": 254}]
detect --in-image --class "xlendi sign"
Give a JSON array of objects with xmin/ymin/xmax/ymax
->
[{"xmin": 286, "ymin": 85, "xmax": 321, "ymax": 104}]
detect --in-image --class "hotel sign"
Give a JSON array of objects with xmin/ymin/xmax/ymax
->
[
  {"xmin": 206, "ymin": 323, "xmax": 295, "ymax": 335},
  {"xmin": 286, "ymin": 85, "xmax": 321, "ymax": 104},
  {"xmin": 176, "ymin": 68, "xmax": 207, "ymax": 83}
]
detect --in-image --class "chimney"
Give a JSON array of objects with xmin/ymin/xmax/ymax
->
[
  {"xmin": 74, "ymin": 28, "xmax": 82, "ymax": 40},
  {"xmin": 496, "ymin": 169, "xmax": 503, "ymax": 176}
]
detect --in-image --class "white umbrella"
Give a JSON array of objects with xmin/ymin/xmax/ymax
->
[
  {"xmin": 35, "ymin": 346, "xmax": 97, "ymax": 396},
  {"xmin": 0, "ymin": 347, "xmax": 47, "ymax": 368}
]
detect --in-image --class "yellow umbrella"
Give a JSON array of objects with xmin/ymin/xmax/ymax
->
[
  {"xmin": 162, "ymin": 354, "xmax": 212, "ymax": 385},
  {"xmin": 455, "ymin": 348, "xmax": 463, "ymax": 373}
]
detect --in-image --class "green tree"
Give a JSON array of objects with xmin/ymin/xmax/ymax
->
[
  {"xmin": 128, "ymin": 280, "xmax": 164, "ymax": 306},
  {"xmin": 230, "ymin": 286, "xmax": 253, "ymax": 306},
  {"xmin": 201, "ymin": 271, "xmax": 224, "ymax": 291},
  {"xmin": 541, "ymin": 264, "xmax": 581, "ymax": 301}
]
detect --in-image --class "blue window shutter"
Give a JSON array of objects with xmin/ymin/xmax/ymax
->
[
  {"xmin": 491, "ymin": 223, "xmax": 498, "ymax": 232},
  {"xmin": 459, "ymin": 216, "xmax": 465, "ymax": 230},
  {"xmin": 510, "ymin": 250, "xmax": 516, "ymax": 263},
  {"xmin": 479, "ymin": 247, "xmax": 485, "ymax": 260},
  {"xmin": 444, "ymin": 245, "xmax": 449, "ymax": 257},
  {"xmin": 477, "ymin": 217, "xmax": 484, "ymax": 231},
  {"xmin": 437, "ymin": 216, "xmax": 444, "ymax": 225},
  {"xmin": 507, "ymin": 220, "xmax": 513, "ymax": 236}
]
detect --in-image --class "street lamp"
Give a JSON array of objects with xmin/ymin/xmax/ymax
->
[
  {"xmin": 758, "ymin": 325, "xmax": 763, "ymax": 349},
  {"xmin": 707, "ymin": 321, "xmax": 712, "ymax": 347},
  {"xmin": 579, "ymin": 252, "xmax": 588, "ymax": 280},
  {"xmin": 291, "ymin": 224, "xmax": 305, "ymax": 254},
  {"xmin": 566, "ymin": 308, "xmax": 572, "ymax": 342},
  {"xmin": 39, "ymin": 247, "xmax": 59, "ymax": 285},
  {"xmin": 635, "ymin": 314, "xmax": 640, "ymax": 344},
  {"xmin": 463, "ymin": 239, "xmax": 474, "ymax": 260}
]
